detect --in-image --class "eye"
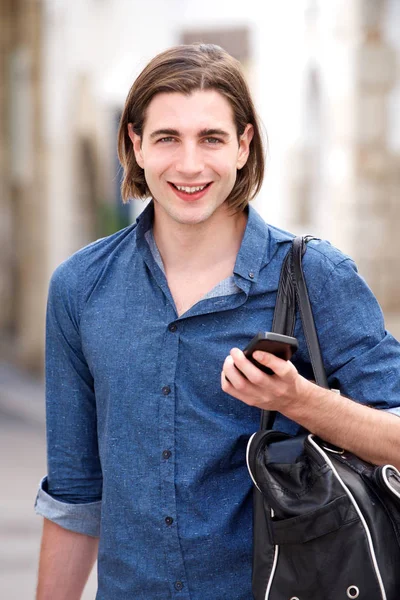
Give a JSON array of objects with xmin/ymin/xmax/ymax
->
[
  {"xmin": 204, "ymin": 137, "xmax": 222, "ymax": 145},
  {"xmin": 157, "ymin": 137, "xmax": 176, "ymax": 143}
]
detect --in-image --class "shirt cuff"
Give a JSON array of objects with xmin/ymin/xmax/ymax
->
[
  {"xmin": 34, "ymin": 476, "xmax": 101, "ymax": 537},
  {"xmin": 385, "ymin": 407, "xmax": 400, "ymax": 418}
]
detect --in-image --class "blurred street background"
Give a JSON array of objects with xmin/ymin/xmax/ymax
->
[
  {"xmin": 0, "ymin": 363, "xmax": 98, "ymax": 598},
  {"xmin": 1, "ymin": 0, "xmax": 400, "ymax": 597}
]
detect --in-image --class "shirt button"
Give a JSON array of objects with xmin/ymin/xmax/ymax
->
[
  {"xmin": 249, "ymin": 271, "xmax": 255, "ymax": 279},
  {"xmin": 165, "ymin": 516, "xmax": 174, "ymax": 526},
  {"xmin": 174, "ymin": 581, "xmax": 184, "ymax": 591},
  {"xmin": 162, "ymin": 450, "xmax": 172, "ymax": 459},
  {"xmin": 168, "ymin": 323, "xmax": 177, "ymax": 332},
  {"xmin": 162, "ymin": 385, "xmax": 171, "ymax": 395}
]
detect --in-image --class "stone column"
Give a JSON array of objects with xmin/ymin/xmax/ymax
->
[
  {"xmin": 0, "ymin": 0, "xmax": 15, "ymax": 345},
  {"xmin": 284, "ymin": 0, "xmax": 400, "ymax": 330},
  {"xmin": 352, "ymin": 0, "xmax": 400, "ymax": 314},
  {"xmin": 0, "ymin": 0, "xmax": 47, "ymax": 372}
]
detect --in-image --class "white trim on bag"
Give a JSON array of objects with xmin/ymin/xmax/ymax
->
[
  {"xmin": 308, "ymin": 434, "xmax": 387, "ymax": 600},
  {"xmin": 245, "ymin": 434, "xmax": 279, "ymax": 600},
  {"xmin": 246, "ymin": 432, "xmax": 262, "ymax": 493},
  {"xmin": 264, "ymin": 509, "xmax": 279, "ymax": 600},
  {"xmin": 382, "ymin": 464, "xmax": 400, "ymax": 500}
]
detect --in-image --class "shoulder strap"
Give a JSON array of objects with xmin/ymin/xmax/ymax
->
[
  {"xmin": 271, "ymin": 246, "xmax": 296, "ymax": 336},
  {"xmin": 261, "ymin": 236, "xmax": 329, "ymax": 430},
  {"xmin": 291, "ymin": 237, "xmax": 329, "ymax": 389}
]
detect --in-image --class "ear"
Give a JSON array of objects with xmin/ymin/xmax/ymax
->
[
  {"xmin": 128, "ymin": 123, "xmax": 144, "ymax": 169},
  {"xmin": 237, "ymin": 124, "xmax": 254, "ymax": 170}
]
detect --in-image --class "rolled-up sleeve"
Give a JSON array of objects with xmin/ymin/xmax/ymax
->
[
  {"xmin": 35, "ymin": 257, "xmax": 102, "ymax": 536},
  {"xmin": 299, "ymin": 253, "xmax": 400, "ymax": 412},
  {"xmin": 386, "ymin": 406, "xmax": 400, "ymax": 417},
  {"xmin": 35, "ymin": 476, "xmax": 101, "ymax": 536}
]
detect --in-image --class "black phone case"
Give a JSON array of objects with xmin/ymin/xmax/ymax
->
[{"xmin": 243, "ymin": 333, "xmax": 298, "ymax": 375}]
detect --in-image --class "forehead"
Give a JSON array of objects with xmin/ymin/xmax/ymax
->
[{"xmin": 143, "ymin": 90, "xmax": 236, "ymax": 134}]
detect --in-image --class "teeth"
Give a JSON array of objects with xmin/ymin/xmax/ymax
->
[{"xmin": 175, "ymin": 184, "xmax": 207, "ymax": 193}]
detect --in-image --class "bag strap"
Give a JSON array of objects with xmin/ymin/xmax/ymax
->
[
  {"xmin": 291, "ymin": 237, "xmax": 329, "ymax": 389},
  {"xmin": 260, "ymin": 236, "xmax": 329, "ymax": 430},
  {"xmin": 270, "ymin": 246, "xmax": 296, "ymax": 337}
]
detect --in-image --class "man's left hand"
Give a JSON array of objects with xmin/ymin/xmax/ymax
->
[{"xmin": 221, "ymin": 348, "xmax": 312, "ymax": 414}]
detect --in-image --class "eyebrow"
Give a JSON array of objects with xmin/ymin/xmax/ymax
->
[{"xmin": 149, "ymin": 128, "xmax": 231, "ymax": 139}]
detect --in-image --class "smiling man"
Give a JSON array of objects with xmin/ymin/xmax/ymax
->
[
  {"xmin": 125, "ymin": 88, "xmax": 253, "ymax": 315},
  {"xmin": 35, "ymin": 45, "xmax": 400, "ymax": 600}
]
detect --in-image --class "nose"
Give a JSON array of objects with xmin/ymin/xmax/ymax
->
[{"xmin": 175, "ymin": 142, "xmax": 204, "ymax": 175}]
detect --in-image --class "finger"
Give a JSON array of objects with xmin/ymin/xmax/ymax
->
[
  {"xmin": 252, "ymin": 351, "xmax": 298, "ymax": 382},
  {"xmin": 229, "ymin": 348, "xmax": 270, "ymax": 386},
  {"xmin": 222, "ymin": 355, "xmax": 249, "ymax": 391},
  {"xmin": 220, "ymin": 370, "xmax": 261, "ymax": 406},
  {"xmin": 221, "ymin": 367, "xmax": 241, "ymax": 393}
]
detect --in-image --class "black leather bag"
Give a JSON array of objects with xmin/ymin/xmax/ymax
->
[{"xmin": 247, "ymin": 237, "xmax": 400, "ymax": 600}]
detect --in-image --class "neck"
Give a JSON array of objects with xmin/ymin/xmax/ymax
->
[{"xmin": 152, "ymin": 203, "xmax": 248, "ymax": 273}]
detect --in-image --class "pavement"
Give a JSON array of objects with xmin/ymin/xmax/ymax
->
[
  {"xmin": 0, "ymin": 363, "xmax": 97, "ymax": 599},
  {"xmin": 0, "ymin": 363, "xmax": 45, "ymax": 428}
]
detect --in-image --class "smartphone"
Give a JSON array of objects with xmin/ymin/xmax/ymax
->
[{"xmin": 243, "ymin": 332, "xmax": 298, "ymax": 375}]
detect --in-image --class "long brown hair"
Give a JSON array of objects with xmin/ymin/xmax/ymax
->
[{"xmin": 117, "ymin": 44, "xmax": 265, "ymax": 212}]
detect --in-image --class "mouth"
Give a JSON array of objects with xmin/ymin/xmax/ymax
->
[{"xmin": 168, "ymin": 182, "xmax": 213, "ymax": 201}]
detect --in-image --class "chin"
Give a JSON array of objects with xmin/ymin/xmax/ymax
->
[{"xmin": 173, "ymin": 213, "xmax": 210, "ymax": 226}]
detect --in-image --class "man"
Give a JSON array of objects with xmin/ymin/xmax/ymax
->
[{"xmin": 35, "ymin": 44, "xmax": 400, "ymax": 600}]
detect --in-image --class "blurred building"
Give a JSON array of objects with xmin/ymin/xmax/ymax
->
[
  {"xmin": 1, "ymin": 0, "xmax": 400, "ymax": 373},
  {"xmin": 286, "ymin": 0, "xmax": 400, "ymax": 317},
  {"xmin": 1, "ymin": 0, "xmax": 45, "ymax": 371}
]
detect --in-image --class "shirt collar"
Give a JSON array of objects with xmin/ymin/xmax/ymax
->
[
  {"xmin": 233, "ymin": 204, "xmax": 293, "ymax": 284},
  {"xmin": 134, "ymin": 200, "xmax": 293, "ymax": 284},
  {"xmin": 135, "ymin": 200, "xmax": 155, "ymax": 241}
]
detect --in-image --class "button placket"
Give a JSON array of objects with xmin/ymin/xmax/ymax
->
[{"xmin": 158, "ymin": 315, "xmax": 189, "ymax": 596}]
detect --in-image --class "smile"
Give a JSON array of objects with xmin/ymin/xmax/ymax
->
[
  {"xmin": 170, "ymin": 183, "xmax": 211, "ymax": 195},
  {"xmin": 168, "ymin": 182, "xmax": 213, "ymax": 202}
]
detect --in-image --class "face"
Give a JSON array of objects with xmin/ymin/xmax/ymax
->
[{"xmin": 128, "ymin": 90, "xmax": 253, "ymax": 228}]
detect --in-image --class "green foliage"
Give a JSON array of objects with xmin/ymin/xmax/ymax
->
[{"xmin": 97, "ymin": 202, "xmax": 131, "ymax": 238}]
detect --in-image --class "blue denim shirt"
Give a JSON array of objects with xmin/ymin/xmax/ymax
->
[{"xmin": 35, "ymin": 202, "xmax": 400, "ymax": 599}]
